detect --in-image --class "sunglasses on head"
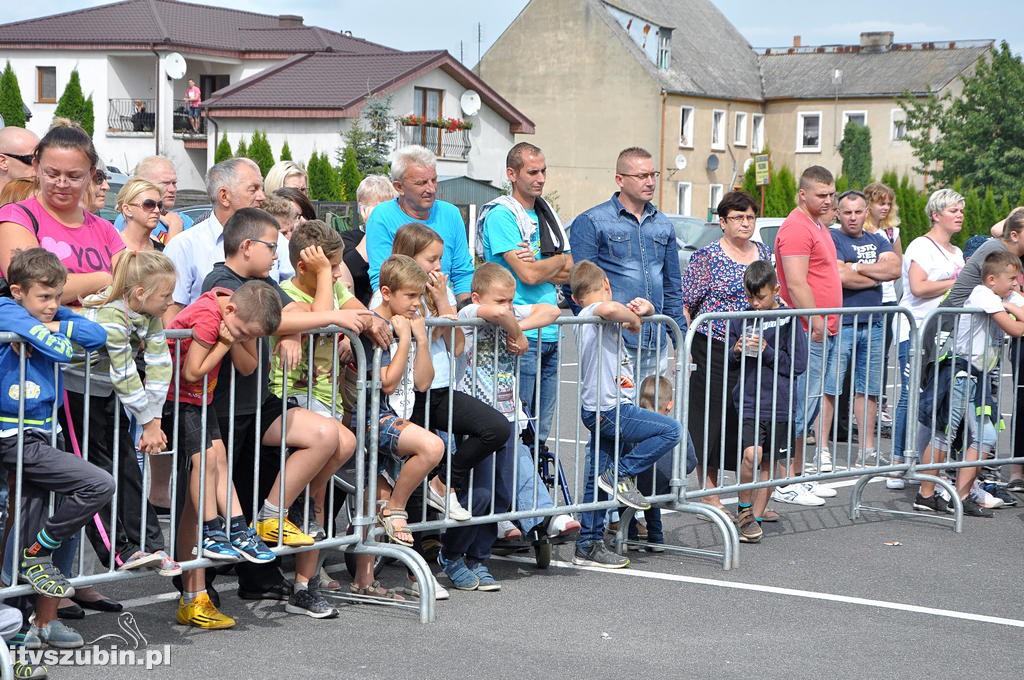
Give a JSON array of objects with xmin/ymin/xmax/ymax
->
[{"xmin": 1, "ymin": 151, "xmax": 34, "ymax": 165}]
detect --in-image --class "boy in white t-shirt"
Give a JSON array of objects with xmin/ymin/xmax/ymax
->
[
  {"xmin": 568, "ymin": 261, "xmax": 682, "ymax": 569},
  {"xmin": 914, "ymin": 250, "xmax": 1024, "ymax": 517}
]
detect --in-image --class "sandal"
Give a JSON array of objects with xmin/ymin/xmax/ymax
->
[
  {"xmin": 349, "ymin": 580, "xmax": 407, "ymax": 603},
  {"xmin": 377, "ymin": 502, "xmax": 414, "ymax": 547},
  {"xmin": 19, "ymin": 551, "xmax": 75, "ymax": 599}
]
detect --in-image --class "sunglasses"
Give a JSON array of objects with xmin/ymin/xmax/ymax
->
[
  {"xmin": 1, "ymin": 151, "xmax": 34, "ymax": 165},
  {"xmin": 129, "ymin": 199, "xmax": 162, "ymax": 212},
  {"xmin": 838, "ymin": 189, "xmax": 866, "ymax": 201},
  {"xmin": 94, "ymin": 170, "xmax": 109, "ymax": 183}
]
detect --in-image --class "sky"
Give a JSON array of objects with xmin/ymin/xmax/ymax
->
[{"xmin": 1, "ymin": 0, "xmax": 1020, "ymax": 61}]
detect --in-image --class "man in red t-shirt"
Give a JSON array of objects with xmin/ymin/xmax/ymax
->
[{"xmin": 772, "ymin": 165, "xmax": 840, "ymax": 504}]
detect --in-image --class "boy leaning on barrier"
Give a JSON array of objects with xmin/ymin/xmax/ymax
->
[
  {"xmin": 727, "ymin": 261, "xmax": 808, "ymax": 542},
  {"xmin": 914, "ymin": 249, "xmax": 1024, "ymax": 518},
  {"xmin": 0, "ymin": 248, "xmax": 114, "ymax": 650},
  {"xmin": 569, "ymin": 261, "xmax": 682, "ymax": 569}
]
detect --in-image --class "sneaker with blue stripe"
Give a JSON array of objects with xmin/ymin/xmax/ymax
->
[
  {"xmin": 198, "ymin": 530, "xmax": 239, "ymax": 561},
  {"xmin": 230, "ymin": 527, "xmax": 276, "ymax": 563}
]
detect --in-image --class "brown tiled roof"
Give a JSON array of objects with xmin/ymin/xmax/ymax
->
[
  {"xmin": 204, "ymin": 50, "xmax": 535, "ymax": 133},
  {"xmin": 0, "ymin": 0, "xmax": 394, "ymax": 56}
]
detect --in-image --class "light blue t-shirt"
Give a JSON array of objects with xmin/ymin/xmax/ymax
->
[{"xmin": 482, "ymin": 204, "xmax": 566, "ymax": 342}]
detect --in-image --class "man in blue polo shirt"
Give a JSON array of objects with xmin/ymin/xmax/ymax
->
[
  {"xmin": 479, "ymin": 142, "xmax": 572, "ymax": 445},
  {"xmin": 366, "ymin": 145, "xmax": 474, "ymax": 300},
  {"xmin": 114, "ymin": 156, "xmax": 193, "ymax": 244}
]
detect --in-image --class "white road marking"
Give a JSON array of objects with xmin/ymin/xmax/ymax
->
[{"xmin": 497, "ymin": 555, "xmax": 1024, "ymax": 629}]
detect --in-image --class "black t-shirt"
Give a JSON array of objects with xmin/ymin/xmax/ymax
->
[
  {"xmin": 201, "ymin": 262, "xmax": 292, "ymax": 416},
  {"xmin": 341, "ymin": 229, "xmax": 372, "ymax": 306}
]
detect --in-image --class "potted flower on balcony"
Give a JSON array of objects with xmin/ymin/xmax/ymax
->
[
  {"xmin": 399, "ymin": 114, "xmax": 427, "ymax": 127},
  {"xmin": 398, "ymin": 114, "xmax": 473, "ymax": 132}
]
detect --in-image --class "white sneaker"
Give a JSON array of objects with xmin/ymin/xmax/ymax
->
[
  {"xmin": 497, "ymin": 521, "xmax": 521, "ymax": 540},
  {"xmin": 817, "ymin": 448, "xmax": 833, "ymax": 472},
  {"xmin": 407, "ymin": 573, "xmax": 450, "ymax": 601},
  {"xmin": 885, "ymin": 477, "xmax": 906, "ymax": 490},
  {"xmin": 803, "ymin": 481, "xmax": 837, "ymax": 498},
  {"xmin": 971, "ymin": 480, "xmax": 1004, "ymax": 509},
  {"xmin": 547, "ymin": 513, "xmax": 581, "ymax": 538},
  {"xmin": 446, "ymin": 491, "xmax": 472, "ymax": 521},
  {"xmin": 771, "ymin": 483, "xmax": 826, "ymax": 506}
]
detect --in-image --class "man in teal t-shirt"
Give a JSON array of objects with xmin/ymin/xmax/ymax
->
[{"xmin": 479, "ymin": 143, "xmax": 572, "ymax": 443}]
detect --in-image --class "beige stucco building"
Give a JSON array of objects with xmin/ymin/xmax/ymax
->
[{"xmin": 479, "ymin": 0, "xmax": 991, "ymax": 219}]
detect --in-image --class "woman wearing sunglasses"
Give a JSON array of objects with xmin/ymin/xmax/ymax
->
[
  {"xmin": 0, "ymin": 119, "xmax": 125, "ymax": 304},
  {"xmin": 82, "ymin": 164, "xmax": 111, "ymax": 215},
  {"xmin": 116, "ymin": 178, "xmax": 165, "ymax": 252}
]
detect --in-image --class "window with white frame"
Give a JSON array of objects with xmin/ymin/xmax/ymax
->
[
  {"xmin": 891, "ymin": 108, "xmax": 907, "ymax": 141},
  {"xmin": 679, "ymin": 106, "xmax": 694, "ymax": 147},
  {"xmin": 711, "ymin": 109, "xmax": 725, "ymax": 150},
  {"xmin": 677, "ymin": 182, "xmax": 692, "ymax": 216},
  {"xmin": 709, "ymin": 184, "xmax": 724, "ymax": 216},
  {"xmin": 751, "ymin": 114, "xmax": 765, "ymax": 152},
  {"xmin": 843, "ymin": 111, "xmax": 867, "ymax": 128},
  {"xmin": 797, "ymin": 111, "xmax": 822, "ymax": 152},
  {"xmin": 657, "ymin": 32, "xmax": 671, "ymax": 70},
  {"xmin": 733, "ymin": 111, "xmax": 748, "ymax": 146}
]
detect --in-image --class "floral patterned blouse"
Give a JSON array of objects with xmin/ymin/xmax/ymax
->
[{"xmin": 683, "ymin": 239, "xmax": 773, "ymax": 342}]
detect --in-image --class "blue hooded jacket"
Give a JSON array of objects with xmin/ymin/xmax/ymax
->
[{"xmin": 0, "ymin": 298, "xmax": 106, "ymax": 432}]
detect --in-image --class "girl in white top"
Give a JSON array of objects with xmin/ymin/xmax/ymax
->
[{"xmin": 890, "ymin": 189, "xmax": 965, "ymax": 481}]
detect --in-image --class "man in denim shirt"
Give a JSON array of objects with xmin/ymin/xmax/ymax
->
[{"xmin": 566, "ymin": 147, "xmax": 684, "ymax": 378}]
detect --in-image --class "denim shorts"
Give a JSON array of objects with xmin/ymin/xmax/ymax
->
[
  {"xmin": 825, "ymin": 322, "xmax": 885, "ymax": 397},
  {"xmin": 371, "ymin": 411, "xmax": 411, "ymax": 484}
]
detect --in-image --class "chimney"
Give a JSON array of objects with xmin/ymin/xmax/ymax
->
[
  {"xmin": 278, "ymin": 15, "xmax": 304, "ymax": 28},
  {"xmin": 793, "ymin": 35, "xmax": 802, "ymax": 47},
  {"xmin": 859, "ymin": 31, "xmax": 894, "ymax": 52}
]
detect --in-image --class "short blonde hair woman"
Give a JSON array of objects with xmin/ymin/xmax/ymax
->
[{"xmin": 264, "ymin": 161, "xmax": 307, "ymax": 195}]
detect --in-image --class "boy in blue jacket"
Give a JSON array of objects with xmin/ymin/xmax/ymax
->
[
  {"xmin": 727, "ymin": 261, "xmax": 808, "ymax": 543},
  {"xmin": 0, "ymin": 249, "xmax": 114, "ymax": 615}
]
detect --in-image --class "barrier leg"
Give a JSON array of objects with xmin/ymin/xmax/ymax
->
[
  {"xmin": 669, "ymin": 499, "xmax": 740, "ymax": 570},
  {"xmin": 613, "ymin": 507, "xmax": 636, "ymax": 554},
  {"xmin": 349, "ymin": 541, "xmax": 436, "ymax": 623}
]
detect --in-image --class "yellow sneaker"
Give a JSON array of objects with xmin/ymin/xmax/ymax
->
[
  {"xmin": 255, "ymin": 516, "xmax": 315, "ymax": 547},
  {"xmin": 176, "ymin": 593, "xmax": 235, "ymax": 629}
]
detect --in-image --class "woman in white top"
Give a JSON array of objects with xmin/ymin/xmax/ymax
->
[{"xmin": 890, "ymin": 189, "xmax": 965, "ymax": 485}]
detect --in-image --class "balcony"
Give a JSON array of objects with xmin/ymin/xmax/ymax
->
[
  {"xmin": 395, "ymin": 121, "xmax": 470, "ymax": 160},
  {"xmin": 106, "ymin": 98, "xmax": 206, "ymax": 138}
]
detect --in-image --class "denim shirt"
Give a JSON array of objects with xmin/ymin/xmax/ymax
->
[{"xmin": 566, "ymin": 193, "xmax": 685, "ymax": 349}]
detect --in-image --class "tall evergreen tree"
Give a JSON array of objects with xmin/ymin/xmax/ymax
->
[
  {"xmin": 339, "ymin": 146, "xmax": 362, "ymax": 201},
  {"xmin": 53, "ymin": 69, "xmax": 94, "ymax": 135},
  {"xmin": 214, "ymin": 136, "xmax": 233, "ymax": 164},
  {"xmin": 280, "ymin": 141, "xmax": 293, "ymax": 161},
  {"xmin": 235, "ymin": 137, "xmax": 248, "ymax": 158},
  {"xmin": 838, "ymin": 121, "xmax": 871, "ymax": 190},
  {"xmin": 247, "ymin": 130, "xmax": 275, "ymax": 176},
  {"xmin": 0, "ymin": 61, "xmax": 26, "ymax": 128}
]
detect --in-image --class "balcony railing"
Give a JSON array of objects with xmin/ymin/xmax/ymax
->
[
  {"xmin": 106, "ymin": 98, "xmax": 206, "ymax": 135},
  {"xmin": 395, "ymin": 122, "xmax": 470, "ymax": 160},
  {"xmin": 107, "ymin": 98, "xmax": 155, "ymax": 134}
]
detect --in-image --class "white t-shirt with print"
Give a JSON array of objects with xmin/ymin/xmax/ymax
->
[{"xmin": 456, "ymin": 303, "xmax": 532, "ymax": 423}]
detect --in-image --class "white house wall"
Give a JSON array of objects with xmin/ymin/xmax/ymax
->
[{"xmin": 209, "ymin": 117, "xmax": 346, "ymax": 172}]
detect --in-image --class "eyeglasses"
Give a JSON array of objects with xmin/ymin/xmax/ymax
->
[
  {"xmin": 129, "ymin": 199, "xmax": 161, "ymax": 212},
  {"xmin": 724, "ymin": 214, "xmax": 756, "ymax": 225},
  {"xmin": 250, "ymin": 238, "xmax": 278, "ymax": 253},
  {"xmin": 838, "ymin": 190, "xmax": 866, "ymax": 202},
  {"xmin": 40, "ymin": 170, "xmax": 88, "ymax": 187},
  {"xmin": 1, "ymin": 151, "xmax": 34, "ymax": 165},
  {"xmin": 618, "ymin": 171, "xmax": 661, "ymax": 181},
  {"xmin": 94, "ymin": 170, "xmax": 109, "ymax": 183},
  {"xmin": 296, "ymin": 186, "xmax": 308, "ymax": 195}
]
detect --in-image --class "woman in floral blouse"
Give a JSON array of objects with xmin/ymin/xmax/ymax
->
[{"xmin": 682, "ymin": 190, "xmax": 772, "ymax": 515}]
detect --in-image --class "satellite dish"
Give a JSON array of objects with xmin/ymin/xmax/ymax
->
[
  {"xmin": 674, "ymin": 154, "xmax": 687, "ymax": 170},
  {"xmin": 460, "ymin": 90, "xmax": 481, "ymax": 117},
  {"xmin": 706, "ymin": 154, "xmax": 720, "ymax": 172},
  {"xmin": 164, "ymin": 52, "xmax": 187, "ymax": 80}
]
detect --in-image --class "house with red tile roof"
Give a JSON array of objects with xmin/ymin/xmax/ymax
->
[{"xmin": 0, "ymin": 0, "xmax": 532, "ymax": 192}]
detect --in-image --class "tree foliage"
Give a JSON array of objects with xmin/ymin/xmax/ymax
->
[
  {"xmin": 336, "ymin": 95, "xmax": 395, "ymax": 175},
  {"xmin": 741, "ymin": 150, "xmax": 796, "ymax": 217},
  {"xmin": 235, "ymin": 137, "xmax": 248, "ymax": 159},
  {"xmin": 900, "ymin": 41, "xmax": 1024, "ymax": 205},
  {"xmin": 308, "ymin": 151, "xmax": 340, "ymax": 201},
  {"xmin": 247, "ymin": 130, "xmax": 275, "ymax": 177},
  {"xmin": 339, "ymin": 146, "xmax": 362, "ymax": 201},
  {"xmin": 279, "ymin": 140, "xmax": 293, "ymax": 161},
  {"xmin": 838, "ymin": 122, "xmax": 871, "ymax": 190},
  {"xmin": 53, "ymin": 69, "xmax": 94, "ymax": 136},
  {"xmin": 214, "ymin": 136, "xmax": 233, "ymax": 164},
  {"xmin": 0, "ymin": 61, "xmax": 26, "ymax": 128}
]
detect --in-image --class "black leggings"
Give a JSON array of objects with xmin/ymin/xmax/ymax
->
[{"xmin": 410, "ymin": 387, "xmax": 510, "ymax": 493}]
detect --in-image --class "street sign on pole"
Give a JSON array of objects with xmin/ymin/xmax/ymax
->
[{"xmin": 754, "ymin": 154, "xmax": 770, "ymax": 186}]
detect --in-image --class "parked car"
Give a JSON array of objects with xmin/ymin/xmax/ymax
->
[
  {"xmin": 665, "ymin": 214, "xmax": 721, "ymax": 272},
  {"xmin": 751, "ymin": 217, "xmax": 786, "ymax": 251},
  {"xmin": 173, "ymin": 204, "xmax": 212, "ymax": 224},
  {"xmin": 98, "ymin": 170, "xmax": 131, "ymax": 222}
]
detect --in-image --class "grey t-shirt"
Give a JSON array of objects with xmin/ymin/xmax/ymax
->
[
  {"xmin": 942, "ymin": 238, "xmax": 1019, "ymax": 308},
  {"xmin": 575, "ymin": 302, "xmax": 635, "ymax": 412}
]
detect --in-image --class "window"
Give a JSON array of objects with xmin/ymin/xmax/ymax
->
[
  {"xmin": 678, "ymin": 106, "xmax": 694, "ymax": 147},
  {"xmin": 677, "ymin": 182, "xmax": 692, "ymax": 216},
  {"xmin": 891, "ymin": 108, "xmax": 907, "ymax": 141},
  {"xmin": 709, "ymin": 184, "xmax": 724, "ymax": 216},
  {"xmin": 797, "ymin": 111, "xmax": 822, "ymax": 152},
  {"xmin": 37, "ymin": 66, "xmax": 56, "ymax": 103},
  {"xmin": 711, "ymin": 109, "xmax": 725, "ymax": 150},
  {"xmin": 843, "ymin": 111, "xmax": 867, "ymax": 128},
  {"xmin": 413, "ymin": 87, "xmax": 444, "ymax": 153},
  {"xmin": 733, "ymin": 112, "xmax": 748, "ymax": 146},
  {"xmin": 657, "ymin": 32, "xmax": 671, "ymax": 70},
  {"xmin": 751, "ymin": 114, "xmax": 765, "ymax": 152},
  {"xmin": 200, "ymin": 75, "xmax": 230, "ymax": 97}
]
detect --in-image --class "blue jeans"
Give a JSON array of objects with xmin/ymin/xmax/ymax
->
[
  {"xmin": 795, "ymin": 337, "xmax": 834, "ymax": 436},
  {"xmin": 931, "ymin": 374, "xmax": 997, "ymax": 456},
  {"xmin": 577, "ymin": 404, "xmax": 682, "ymax": 547},
  {"xmin": 893, "ymin": 339, "xmax": 911, "ymax": 459},
  {"xmin": 519, "ymin": 339, "xmax": 559, "ymax": 443},
  {"xmin": 512, "ymin": 442, "xmax": 556, "ymax": 535}
]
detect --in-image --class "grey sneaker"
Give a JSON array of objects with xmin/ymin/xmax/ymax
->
[
  {"xmin": 284, "ymin": 587, "xmax": 338, "ymax": 619},
  {"xmin": 572, "ymin": 541, "xmax": 629, "ymax": 569},
  {"xmin": 26, "ymin": 619, "xmax": 83, "ymax": 649},
  {"xmin": 597, "ymin": 470, "xmax": 651, "ymax": 510}
]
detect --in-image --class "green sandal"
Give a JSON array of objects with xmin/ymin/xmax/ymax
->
[
  {"xmin": 20, "ymin": 551, "xmax": 75, "ymax": 599},
  {"xmin": 376, "ymin": 503, "xmax": 414, "ymax": 547}
]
